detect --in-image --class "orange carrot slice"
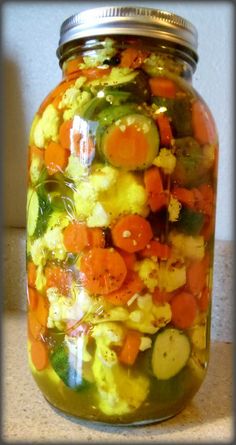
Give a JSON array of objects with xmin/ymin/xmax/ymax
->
[
  {"xmin": 80, "ymin": 248, "xmax": 127, "ymax": 295},
  {"xmin": 111, "ymin": 215, "xmax": 153, "ymax": 253},
  {"xmin": 140, "ymin": 240, "xmax": 171, "ymax": 259},
  {"xmin": 59, "ymin": 119, "xmax": 73, "ymax": 149},
  {"xmin": 118, "ymin": 330, "xmax": 141, "ymax": 365},
  {"xmin": 27, "ymin": 262, "xmax": 37, "ymax": 288},
  {"xmin": 192, "ymin": 99, "xmax": 217, "ymax": 145},
  {"xmin": 105, "ymin": 270, "xmax": 144, "ymax": 306},
  {"xmin": 44, "ymin": 142, "xmax": 70, "ymax": 175},
  {"xmin": 149, "ymin": 77, "xmax": 178, "ymax": 98},
  {"xmin": 144, "ymin": 166, "xmax": 168, "ymax": 212},
  {"xmin": 172, "ymin": 187, "xmax": 195, "ymax": 209},
  {"xmin": 27, "ymin": 287, "xmax": 38, "ymax": 311},
  {"xmin": 197, "ymin": 287, "xmax": 210, "ymax": 312},
  {"xmin": 156, "ymin": 114, "xmax": 173, "ymax": 146},
  {"xmin": 31, "ymin": 340, "xmax": 48, "ymax": 371},
  {"xmin": 45, "ymin": 265, "xmax": 72, "ymax": 295},
  {"xmin": 63, "ymin": 222, "xmax": 105, "ymax": 253},
  {"xmin": 171, "ymin": 292, "xmax": 198, "ymax": 329},
  {"xmin": 120, "ymin": 48, "xmax": 149, "ymax": 69},
  {"xmin": 28, "ymin": 311, "xmax": 45, "ymax": 340}
]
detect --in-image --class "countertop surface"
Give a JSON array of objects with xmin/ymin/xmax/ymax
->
[{"xmin": 2, "ymin": 310, "xmax": 234, "ymax": 444}]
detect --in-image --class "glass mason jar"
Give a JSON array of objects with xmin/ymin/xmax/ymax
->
[{"xmin": 26, "ymin": 6, "xmax": 218, "ymax": 425}]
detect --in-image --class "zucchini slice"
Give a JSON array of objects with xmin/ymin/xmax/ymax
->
[
  {"xmin": 27, "ymin": 189, "xmax": 39, "ymax": 237},
  {"xmin": 152, "ymin": 328, "xmax": 191, "ymax": 380},
  {"xmin": 100, "ymin": 113, "xmax": 159, "ymax": 170}
]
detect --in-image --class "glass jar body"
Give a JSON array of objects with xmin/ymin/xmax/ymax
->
[{"xmin": 26, "ymin": 35, "xmax": 218, "ymax": 425}]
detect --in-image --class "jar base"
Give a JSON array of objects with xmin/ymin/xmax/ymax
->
[{"xmin": 43, "ymin": 395, "xmax": 185, "ymax": 427}]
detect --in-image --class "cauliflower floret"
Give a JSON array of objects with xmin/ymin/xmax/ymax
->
[
  {"xmin": 139, "ymin": 336, "xmax": 152, "ymax": 351},
  {"xmin": 33, "ymin": 104, "xmax": 60, "ymax": 147},
  {"xmin": 59, "ymin": 78, "xmax": 91, "ymax": 120},
  {"xmin": 79, "ymin": 38, "xmax": 116, "ymax": 69},
  {"xmin": 135, "ymin": 259, "xmax": 159, "ymax": 292},
  {"xmin": 31, "ymin": 238, "xmax": 47, "ymax": 267},
  {"xmin": 74, "ymin": 181, "xmax": 98, "ymax": 220},
  {"xmin": 65, "ymin": 155, "xmax": 89, "ymax": 182},
  {"xmin": 135, "ymin": 258, "xmax": 186, "ymax": 293},
  {"xmin": 87, "ymin": 202, "xmax": 111, "ymax": 227},
  {"xmin": 47, "ymin": 286, "xmax": 92, "ymax": 330},
  {"xmin": 73, "ymin": 166, "xmax": 148, "ymax": 225},
  {"xmin": 168, "ymin": 195, "xmax": 182, "ymax": 222},
  {"xmin": 41, "ymin": 104, "xmax": 60, "ymax": 141},
  {"xmin": 202, "ymin": 144, "xmax": 215, "ymax": 170},
  {"xmin": 100, "ymin": 171, "xmax": 149, "ymax": 220},
  {"xmin": 33, "ymin": 118, "xmax": 45, "ymax": 148},
  {"xmin": 189, "ymin": 325, "xmax": 206, "ymax": 350},
  {"xmin": 90, "ymin": 165, "xmax": 119, "ymax": 191},
  {"xmin": 169, "ymin": 231, "xmax": 205, "ymax": 261},
  {"xmin": 153, "ymin": 148, "xmax": 177, "ymax": 175},
  {"xmin": 92, "ymin": 321, "xmax": 149, "ymax": 416},
  {"xmin": 158, "ymin": 259, "xmax": 186, "ymax": 292},
  {"xmin": 44, "ymin": 226, "xmax": 67, "ymax": 261},
  {"xmin": 35, "ymin": 265, "xmax": 46, "ymax": 292},
  {"xmin": 127, "ymin": 294, "xmax": 172, "ymax": 334},
  {"xmin": 47, "ymin": 211, "xmax": 70, "ymax": 231},
  {"xmin": 29, "ymin": 155, "xmax": 43, "ymax": 184}
]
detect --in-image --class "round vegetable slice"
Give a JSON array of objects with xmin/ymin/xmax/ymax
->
[
  {"xmin": 152, "ymin": 328, "xmax": 191, "ymax": 380},
  {"xmin": 100, "ymin": 114, "xmax": 159, "ymax": 170},
  {"xmin": 27, "ymin": 190, "xmax": 39, "ymax": 236},
  {"xmin": 171, "ymin": 292, "xmax": 198, "ymax": 329},
  {"xmin": 79, "ymin": 247, "xmax": 127, "ymax": 295},
  {"xmin": 111, "ymin": 215, "xmax": 153, "ymax": 253}
]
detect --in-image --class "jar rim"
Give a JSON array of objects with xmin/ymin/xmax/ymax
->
[{"xmin": 57, "ymin": 5, "xmax": 198, "ymax": 62}]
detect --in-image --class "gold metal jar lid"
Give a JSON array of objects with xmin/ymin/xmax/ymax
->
[{"xmin": 57, "ymin": 5, "xmax": 198, "ymax": 60}]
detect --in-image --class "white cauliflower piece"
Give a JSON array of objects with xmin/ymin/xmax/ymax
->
[
  {"xmin": 202, "ymin": 144, "xmax": 215, "ymax": 170},
  {"xmin": 139, "ymin": 336, "xmax": 152, "ymax": 351},
  {"xmin": 169, "ymin": 231, "xmax": 205, "ymax": 261},
  {"xmin": 29, "ymin": 155, "xmax": 43, "ymax": 184},
  {"xmin": 135, "ymin": 257, "xmax": 186, "ymax": 293},
  {"xmin": 127, "ymin": 294, "xmax": 172, "ymax": 334},
  {"xmin": 31, "ymin": 238, "xmax": 47, "ymax": 267},
  {"xmin": 153, "ymin": 148, "xmax": 177, "ymax": 175},
  {"xmin": 74, "ymin": 181, "xmax": 98, "ymax": 220},
  {"xmin": 65, "ymin": 155, "xmax": 89, "ymax": 182},
  {"xmin": 189, "ymin": 323, "xmax": 207, "ymax": 350},
  {"xmin": 79, "ymin": 38, "xmax": 116, "ymax": 69},
  {"xmin": 168, "ymin": 195, "xmax": 182, "ymax": 222},
  {"xmin": 87, "ymin": 202, "xmax": 111, "ymax": 227},
  {"xmin": 158, "ymin": 259, "xmax": 186, "ymax": 292},
  {"xmin": 32, "ymin": 104, "xmax": 60, "ymax": 147},
  {"xmin": 74, "ymin": 166, "xmax": 148, "ymax": 225},
  {"xmin": 100, "ymin": 170, "xmax": 149, "ymax": 220},
  {"xmin": 47, "ymin": 286, "xmax": 92, "ymax": 330},
  {"xmin": 44, "ymin": 226, "xmax": 67, "ymax": 261},
  {"xmin": 35, "ymin": 265, "xmax": 46, "ymax": 293},
  {"xmin": 59, "ymin": 79, "xmax": 91, "ymax": 120},
  {"xmin": 47, "ymin": 211, "xmax": 70, "ymax": 231},
  {"xmin": 92, "ymin": 321, "xmax": 149, "ymax": 415},
  {"xmin": 33, "ymin": 118, "xmax": 45, "ymax": 148},
  {"xmin": 135, "ymin": 259, "xmax": 159, "ymax": 292},
  {"xmin": 90, "ymin": 165, "xmax": 119, "ymax": 191},
  {"xmin": 41, "ymin": 104, "xmax": 60, "ymax": 142}
]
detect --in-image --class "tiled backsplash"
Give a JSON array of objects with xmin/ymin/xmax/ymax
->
[{"xmin": 3, "ymin": 227, "xmax": 233, "ymax": 342}]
